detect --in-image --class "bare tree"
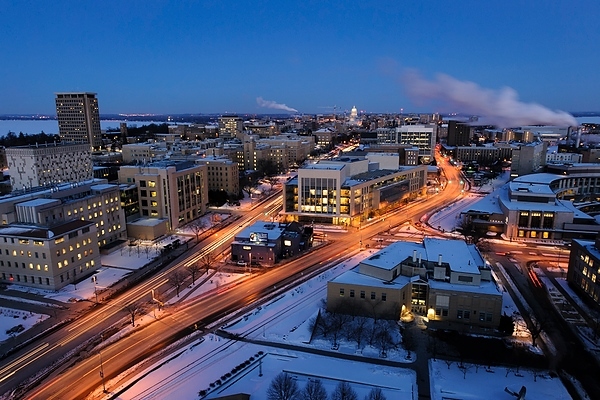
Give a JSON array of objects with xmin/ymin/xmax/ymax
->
[
  {"xmin": 124, "ymin": 302, "xmax": 144, "ymax": 327},
  {"xmin": 267, "ymin": 372, "xmax": 300, "ymax": 400},
  {"xmin": 527, "ymin": 318, "xmax": 546, "ymax": 347},
  {"xmin": 266, "ymin": 176, "xmax": 280, "ymax": 193},
  {"xmin": 402, "ymin": 327, "xmax": 416, "ymax": 360},
  {"xmin": 168, "ymin": 270, "xmax": 186, "ymax": 297},
  {"xmin": 348, "ymin": 315, "xmax": 369, "ymax": 351},
  {"xmin": 331, "ymin": 381, "xmax": 358, "ymax": 400},
  {"xmin": 188, "ymin": 219, "xmax": 206, "ymax": 243},
  {"xmin": 458, "ymin": 363, "xmax": 472, "ymax": 379},
  {"xmin": 299, "ymin": 379, "xmax": 327, "ymax": 400},
  {"xmin": 200, "ymin": 253, "xmax": 216, "ymax": 275},
  {"xmin": 373, "ymin": 324, "xmax": 393, "ymax": 358},
  {"xmin": 365, "ymin": 387, "xmax": 386, "ymax": 400},
  {"xmin": 186, "ymin": 263, "xmax": 202, "ymax": 285}
]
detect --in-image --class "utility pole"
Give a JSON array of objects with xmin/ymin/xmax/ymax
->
[{"xmin": 98, "ymin": 351, "xmax": 106, "ymax": 393}]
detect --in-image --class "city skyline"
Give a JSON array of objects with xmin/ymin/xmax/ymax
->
[{"xmin": 1, "ymin": 1, "xmax": 599, "ymax": 117}]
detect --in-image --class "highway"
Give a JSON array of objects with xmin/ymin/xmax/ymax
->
[{"xmin": 8, "ymin": 154, "xmax": 466, "ymax": 399}]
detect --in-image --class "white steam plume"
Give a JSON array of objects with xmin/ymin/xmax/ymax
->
[
  {"xmin": 403, "ymin": 70, "xmax": 577, "ymax": 128},
  {"xmin": 256, "ymin": 97, "xmax": 298, "ymax": 113}
]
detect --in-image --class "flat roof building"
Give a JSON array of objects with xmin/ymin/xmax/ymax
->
[
  {"xmin": 55, "ymin": 92, "xmax": 102, "ymax": 149},
  {"xmin": 327, "ymin": 238, "xmax": 502, "ymax": 331}
]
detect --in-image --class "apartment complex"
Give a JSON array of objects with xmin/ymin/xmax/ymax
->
[
  {"xmin": 55, "ymin": 92, "xmax": 102, "ymax": 149},
  {"xmin": 5, "ymin": 143, "xmax": 93, "ymax": 191},
  {"xmin": 327, "ymin": 238, "xmax": 502, "ymax": 332}
]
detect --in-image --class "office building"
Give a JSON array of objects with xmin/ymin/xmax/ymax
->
[
  {"xmin": 196, "ymin": 156, "xmax": 240, "ymax": 197},
  {"xmin": 219, "ymin": 115, "xmax": 244, "ymax": 140},
  {"xmin": 327, "ymin": 238, "xmax": 502, "ymax": 331},
  {"xmin": 567, "ymin": 238, "xmax": 600, "ymax": 309},
  {"xmin": 118, "ymin": 160, "xmax": 208, "ymax": 236},
  {"xmin": 447, "ymin": 120, "xmax": 472, "ymax": 146},
  {"xmin": 0, "ymin": 219, "xmax": 100, "ymax": 290},
  {"xmin": 5, "ymin": 143, "xmax": 93, "ymax": 191},
  {"xmin": 283, "ymin": 154, "xmax": 427, "ymax": 227},
  {"xmin": 55, "ymin": 92, "xmax": 102, "ymax": 149}
]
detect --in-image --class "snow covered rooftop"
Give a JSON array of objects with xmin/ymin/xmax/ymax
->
[
  {"xmin": 423, "ymin": 237, "xmax": 481, "ymax": 274},
  {"xmin": 360, "ymin": 241, "xmax": 424, "ymax": 271}
]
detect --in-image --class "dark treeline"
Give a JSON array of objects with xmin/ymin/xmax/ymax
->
[
  {"xmin": 0, "ymin": 131, "xmax": 61, "ymax": 147},
  {"xmin": 124, "ymin": 123, "xmax": 170, "ymax": 137}
]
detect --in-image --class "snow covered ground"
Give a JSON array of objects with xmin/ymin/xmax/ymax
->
[
  {"xmin": 429, "ymin": 359, "xmax": 570, "ymax": 400},
  {"xmin": 99, "ymin": 247, "xmax": 573, "ymax": 400}
]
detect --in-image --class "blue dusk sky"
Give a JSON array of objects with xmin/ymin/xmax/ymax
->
[{"xmin": 1, "ymin": 1, "xmax": 599, "ymax": 117}]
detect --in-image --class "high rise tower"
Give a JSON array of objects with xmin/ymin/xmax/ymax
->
[{"xmin": 55, "ymin": 92, "xmax": 102, "ymax": 149}]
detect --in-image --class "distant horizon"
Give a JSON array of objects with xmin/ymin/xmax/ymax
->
[{"xmin": 2, "ymin": 110, "xmax": 600, "ymax": 120}]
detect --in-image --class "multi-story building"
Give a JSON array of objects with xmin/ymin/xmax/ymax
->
[
  {"xmin": 0, "ymin": 219, "xmax": 101, "ymax": 290},
  {"xmin": 245, "ymin": 122, "xmax": 280, "ymax": 137},
  {"xmin": 461, "ymin": 168, "xmax": 600, "ymax": 243},
  {"xmin": 5, "ymin": 143, "xmax": 93, "ymax": 191},
  {"xmin": 447, "ymin": 120, "xmax": 472, "ymax": 146},
  {"xmin": 327, "ymin": 238, "xmax": 502, "ymax": 331},
  {"xmin": 118, "ymin": 160, "xmax": 208, "ymax": 235},
  {"xmin": 510, "ymin": 141, "xmax": 547, "ymax": 179},
  {"xmin": 55, "ymin": 92, "xmax": 102, "ymax": 149},
  {"xmin": 283, "ymin": 154, "xmax": 427, "ymax": 227},
  {"xmin": 376, "ymin": 125, "xmax": 437, "ymax": 163},
  {"xmin": 196, "ymin": 156, "xmax": 240, "ymax": 197},
  {"xmin": 0, "ymin": 180, "xmax": 126, "ymax": 249},
  {"xmin": 219, "ymin": 115, "xmax": 244, "ymax": 140},
  {"xmin": 567, "ymin": 237, "xmax": 600, "ymax": 309}
]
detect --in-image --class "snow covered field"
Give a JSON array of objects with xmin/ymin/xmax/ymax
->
[
  {"xmin": 102, "ymin": 248, "xmax": 573, "ymax": 400},
  {"xmin": 429, "ymin": 359, "xmax": 570, "ymax": 400}
]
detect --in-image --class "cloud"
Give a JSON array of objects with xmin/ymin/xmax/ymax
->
[
  {"xmin": 402, "ymin": 70, "xmax": 577, "ymax": 128},
  {"xmin": 256, "ymin": 97, "xmax": 298, "ymax": 113}
]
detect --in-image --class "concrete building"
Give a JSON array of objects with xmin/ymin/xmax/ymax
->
[
  {"xmin": 376, "ymin": 125, "xmax": 437, "ymax": 163},
  {"xmin": 0, "ymin": 218, "xmax": 101, "ymax": 290},
  {"xmin": 461, "ymin": 169, "xmax": 600, "ymax": 243},
  {"xmin": 283, "ymin": 154, "xmax": 427, "ymax": 227},
  {"xmin": 230, "ymin": 221, "xmax": 312, "ymax": 266},
  {"xmin": 5, "ymin": 143, "xmax": 93, "ymax": 191},
  {"xmin": 118, "ymin": 160, "xmax": 208, "ymax": 236},
  {"xmin": 55, "ymin": 92, "xmax": 102, "ymax": 149},
  {"xmin": 327, "ymin": 238, "xmax": 502, "ymax": 331},
  {"xmin": 196, "ymin": 156, "xmax": 240, "ymax": 197},
  {"xmin": 447, "ymin": 120, "xmax": 472, "ymax": 146},
  {"xmin": 510, "ymin": 141, "xmax": 547, "ymax": 179},
  {"xmin": 567, "ymin": 238, "xmax": 600, "ymax": 310},
  {"xmin": 442, "ymin": 142, "xmax": 513, "ymax": 165},
  {"xmin": 219, "ymin": 116, "xmax": 244, "ymax": 140},
  {"xmin": 0, "ymin": 180, "xmax": 126, "ymax": 249}
]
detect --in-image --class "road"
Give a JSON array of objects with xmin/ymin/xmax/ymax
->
[
  {"xmin": 10, "ymin": 154, "xmax": 467, "ymax": 399},
  {"xmin": 0, "ymin": 193, "xmax": 282, "ymax": 398}
]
